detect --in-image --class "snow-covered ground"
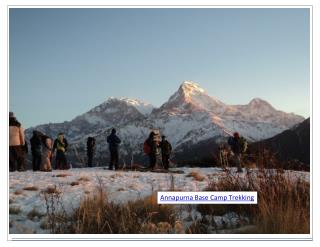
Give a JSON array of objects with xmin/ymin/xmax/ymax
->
[{"xmin": 8, "ymin": 167, "xmax": 309, "ymax": 234}]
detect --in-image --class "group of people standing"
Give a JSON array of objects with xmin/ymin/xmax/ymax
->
[
  {"xmin": 86, "ymin": 128, "xmax": 123, "ymax": 171},
  {"xmin": 86, "ymin": 129, "xmax": 173, "ymax": 171},
  {"xmin": 9, "ymin": 112, "xmax": 69, "ymax": 172},
  {"xmin": 10, "ymin": 111, "xmax": 247, "ymax": 172},
  {"xmin": 29, "ymin": 131, "xmax": 69, "ymax": 171}
]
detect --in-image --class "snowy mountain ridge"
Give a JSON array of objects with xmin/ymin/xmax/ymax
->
[
  {"xmin": 25, "ymin": 80, "xmax": 305, "ymax": 165},
  {"xmin": 117, "ymin": 97, "xmax": 154, "ymax": 115}
]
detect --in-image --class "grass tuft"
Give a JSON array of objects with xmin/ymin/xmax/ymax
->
[
  {"xmin": 197, "ymin": 169, "xmax": 310, "ymax": 234},
  {"xmin": 54, "ymin": 173, "xmax": 71, "ymax": 178},
  {"xmin": 78, "ymin": 176, "xmax": 90, "ymax": 182},
  {"xmin": 27, "ymin": 208, "xmax": 44, "ymax": 220},
  {"xmin": 186, "ymin": 170, "xmax": 206, "ymax": 182},
  {"xmin": 70, "ymin": 181, "xmax": 80, "ymax": 186},
  {"xmin": 9, "ymin": 206, "xmax": 21, "ymax": 215},
  {"xmin": 23, "ymin": 186, "xmax": 39, "ymax": 191}
]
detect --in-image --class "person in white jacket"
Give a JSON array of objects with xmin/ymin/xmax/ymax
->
[{"xmin": 9, "ymin": 112, "xmax": 27, "ymax": 171}]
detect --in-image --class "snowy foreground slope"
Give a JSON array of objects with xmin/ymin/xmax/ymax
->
[{"xmin": 9, "ymin": 167, "xmax": 309, "ymax": 234}]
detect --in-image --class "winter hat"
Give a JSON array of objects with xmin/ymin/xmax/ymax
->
[
  {"xmin": 233, "ymin": 132, "xmax": 240, "ymax": 138},
  {"xmin": 111, "ymin": 128, "xmax": 116, "ymax": 134},
  {"xmin": 9, "ymin": 112, "xmax": 15, "ymax": 118},
  {"xmin": 149, "ymin": 131, "xmax": 155, "ymax": 138}
]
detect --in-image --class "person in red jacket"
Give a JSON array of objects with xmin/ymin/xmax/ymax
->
[{"xmin": 144, "ymin": 132, "xmax": 159, "ymax": 170}]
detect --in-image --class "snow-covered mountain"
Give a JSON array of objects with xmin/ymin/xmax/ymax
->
[
  {"xmin": 26, "ymin": 80, "xmax": 305, "ymax": 166},
  {"xmin": 26, "ymin": 97, "xmax": 154, "ymax": 142},
  {"xmin": 119, "ymin": 97, "xmax": 154, "ymax": 115},
  {"xmin": 153, "ymin": 81, "xmax": 227, "ymax": 115},
  {"xmin": 150, "ymin": 81, "xmax": 304, "ymax": 144}
]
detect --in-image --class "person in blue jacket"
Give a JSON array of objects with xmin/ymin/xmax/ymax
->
[{"xmin": 107, "ymin": 128, "xmax": 121, "ymax": 170}]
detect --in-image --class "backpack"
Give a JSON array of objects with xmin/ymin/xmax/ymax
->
[
  {"xmin": 143, "ymin": 140, "xmax": 151, "ymax": 155},
  {"xmin": 227, "ymin": 137, "xmax": 234, "ymax": 147},
  {"xmin": 87, "ymin": 137, "xmax": 95, "ymax": 148},
  {"xmin": 228, "ymin": 136, "xmax": 247, "ymax": 154},
  {"xmin": 161, "ymin": 140, "xmax": 172, "ymax": 155},
  {"xmin": 239, "ymin": 137, "xmax": 248, "ymax": 153}
]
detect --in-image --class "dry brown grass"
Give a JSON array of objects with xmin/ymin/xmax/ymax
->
[
  {"xmin": 186, "ymin": 170, "xmax": 206, "ymax": 182},
  {"xmin": 40, "ymin": 180, "xmax": 180, "ymax": 234},
  {"xmin": 14, "ymin": 190, "xmax": 23, "ymax": 195},
  {"xmin": 9, "ymin": 206, "xmax": 21, "ymax": 215},
  {"xmin": 44, "ymin": 186, "xmax": 60, "ymax": 194},
  {"xmin": 23, "ymin": 186, "xmax": 39, "ymax": 191},
  {"xmin": 110, "ymin": 173, "xmax": 122, "ymax": 179},
  {"xmin": 78, "ymin": 176, "xmax": 90, "ymax": 182},
  {"xmin": 197, "ymin": 169, "xmax": 310, "ymax": 234},
  {"xmin": 54, "ymin": 173, "xmax": 71, "ymax": 178},
  {"xmin": 40, "ymin": 220, "xmax": 49, "ymax": 230},
  {"xmin": 27, "ymin": 208, "xmax": 44, "ymax": 220},
  {"xmin": 38, "ymin": 165, "xmax": 309, "ymax": 234},
  {"xmin": 66, "ymin": 190, "xmax": 179, "ymax": 234},
  {"xmin": 70, "ymin": 181, "xmax": 80, "ymax": 186}
]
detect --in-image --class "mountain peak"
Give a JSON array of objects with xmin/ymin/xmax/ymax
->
[
  {"xmin": 164, "ymin": 80, "xmax": 207, "ymax": 107},
  {"xmin": 104, "ymin": 97, "xmax": 153, "ymax": 115},
  {"xmin": 248, "ymin": 97, "xmax": 274, "ymax": 109},
  {"xmin": 154, "ymin": 80, "xmax": 226, "ymax": 115},
  {"xmin": 179, "ymin": 81, "xmax": 206, "ymax": 96},
  {"xmin": 119, "ymin": 97, "xmax": 154, "ymax": 115},
  {"xmin": 249, "ymin": 97, "xmax": 266, "ymax": 104}
]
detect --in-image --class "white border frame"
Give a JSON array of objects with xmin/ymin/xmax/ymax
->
[{"xmin": 1, "ymin": 0, "xmax": 317, "ymax": 245}]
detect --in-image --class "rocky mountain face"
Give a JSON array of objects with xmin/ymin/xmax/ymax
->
[{"xmin": 25, "ymin": 81, "xmax": 305, "ymax": 167}]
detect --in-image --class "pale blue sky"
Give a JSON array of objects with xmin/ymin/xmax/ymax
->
[{"xmin": 9, "ymin": 8, "xmax": 310, "ymax": 128}]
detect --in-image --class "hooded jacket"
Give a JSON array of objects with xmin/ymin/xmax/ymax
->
[{"xmin": 9, "ymin": 118, "xmax": 25, "ymax": 147}]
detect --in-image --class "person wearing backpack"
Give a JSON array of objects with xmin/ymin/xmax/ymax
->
[
  {"xmin": 30, "ymin": 130, "xmax": 43, "ymax": 171},
  {"xmin": 160, "ymin": 135, "xmax": 172, "ymax": 170},
  {"xmin": 9, "ymin": 112, "xmax": 27, "ymax": 172},
  {"xmin": 40, "ymin": 134, "xmax": 53, "ymax": 172},
  {"xmin": 144, "ymin": 132, "xmax": 159, "ymax": 170},
  {"xmin": 107, "ymin": 128, "xmax": 121, "ymax": 170},
  {"xmin": 53, "ymin": 133, "xmax": 69, "ymax": 170},
  {"xmin": 87, "ymin": 137, "xmax": 96, "ymax": 167},
  {"xmin": 227, "ymin": 132, "xmax": 247, "ymax": 172}
]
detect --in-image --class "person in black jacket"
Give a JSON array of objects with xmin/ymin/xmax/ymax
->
[
  {"xmin": 87, "ymin": 137, "xmax": 96, "ymax": 167},
  {"xmin": 30, "ymin": 130, "xmax": 43, "ymax": 171},
  {"xmin": 228, "ymin": 132, "xmax": 246, "ymax": 172},
  {"xmin": 107, "ymin": 128, "xmax": 121, "ymax": 170},
  {"xmin": 160, "ymin": 135, "xmax": 172, "ymax": 170},
  {"xmin": 145, "ymin": 131, "xmax": 159, "ymax": 170}
]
